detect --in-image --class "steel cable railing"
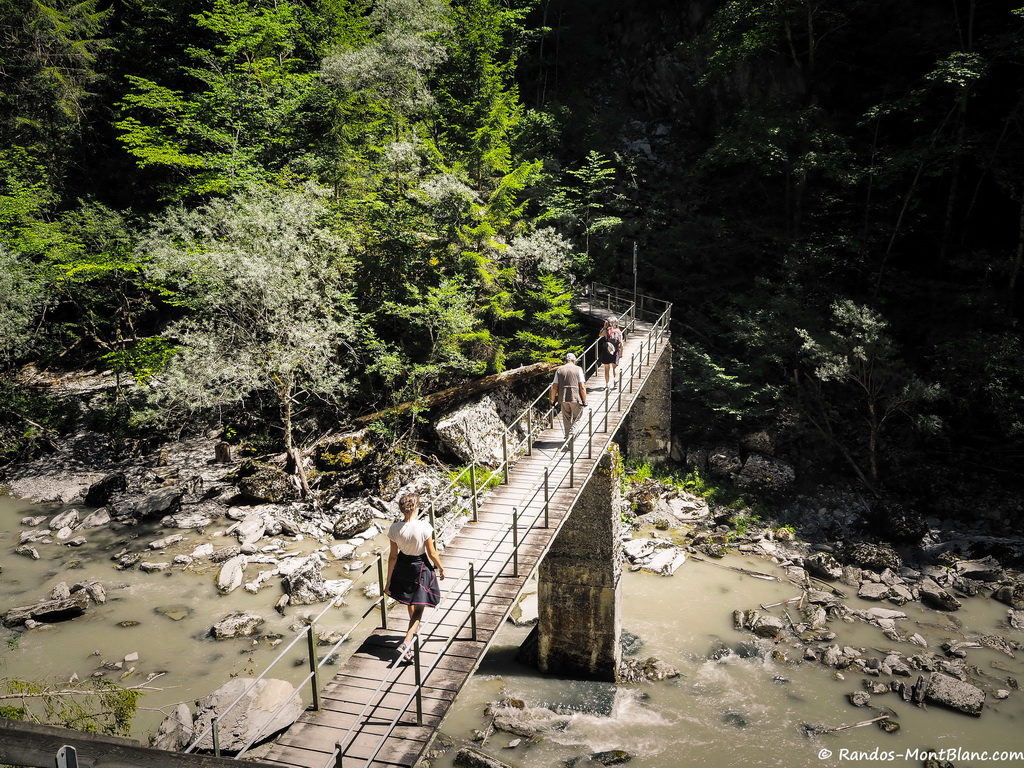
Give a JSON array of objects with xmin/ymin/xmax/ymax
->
[
  {"xmin": 196, "ymin": 284, "xmax": 668, "ymax": 762},
  {"xmin": 332, "ymin": 295, "xmax": 672, "ymax": 767}
]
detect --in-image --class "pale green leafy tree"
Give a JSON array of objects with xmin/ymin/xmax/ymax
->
[
  {"xmin": 797, "ymin": 300, "xmax": 942, "ymax": 486},
  {"xmin": 321, "ymin": 0, "xmax": 452, "ymax": 127},
  {"xmin": 0, "ymin": 246, "xmax": 47, "ymax": 364},
  {"xmin": 140, "ymin": 184, "xmax": 355, "ymax": 458}
]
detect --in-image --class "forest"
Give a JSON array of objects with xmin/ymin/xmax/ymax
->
[{"xmin": 2, "ymin": 0, "xmax": 1023, "ymax": 524}]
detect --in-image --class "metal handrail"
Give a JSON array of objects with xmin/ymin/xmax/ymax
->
[
  {"xmin": 334, "ymin": 294, "xmax": 672, "ymax": 767},
  {"xmin": 210, "ymin": 284, "xmax": 666, "ymax": 761}
]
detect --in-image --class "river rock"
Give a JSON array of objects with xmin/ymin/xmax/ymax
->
[
  {"xmin": 70, "ymin": 580, "xmax": 106, "ymax": 604},
  {"xmin": 211, "ymin": 612, "xmax": 265, "ymax": 639},
  {"xmin": 805, "ymin": 551, "xmax": 843, "ymax": 581},
  {"xmin": 84, "ymin": 472, "xmax": 127, "ymax": 507},
  {"xmin": 151, "ymin": 702, "xmax": 193, "ymax": 750},
  {"xmin": 618, "ymin": 656, "xmax": 680, "ymax": 683},
  {"xmin": 993, "ymin": 581, "xmax": 1024, "ymax": 610},
  {"xmin": 120, "ymin": 486, "xmax": 184, "ymax": 520},
  {"xmin": 49, "ymin": 509, "xmax": 80, "ymax": 530},
  {"xmin": 78, "ymin": 507, "xmax": 111, "ymax": 528},
  {"xmin": 237, "ymin": 465, "xmax": 294, "ymax": 504},
  {"xmin": 162, "ymin": 510, "xmax": 215, "ymax": 529},
  {"xmin": 217, "ymin": 554, "xmax": 248, "ymax": 593},
  {"xmin": 233, "ymin": 514, "xmax": 267, "ymax": 547},
  {"xmin": 453, "ymin": 746, "xmax": 515, "ymax": 768},
  {"xmin": 857, "ymin": 582, "xmax": 890, "ymax": 601},
  {"xmin": 191, "ymin": 677, "xmax": 304, "ymax": 752},
  {"xmin": 622, "ymin": 538, "xmax": 657, "ymax": 564},
  {"xmin": 331, "ymin": 498, "xmax": 376, "ymax": 539},
  {"xmin": 734, "ymin": 454, "xmax": 795, "ymax": 494},
  {"xmin": 752, "ymin": 614, "xmax": 785, "ymax": 639},
  {"xmin": 924, "ymin": 672, "xmax": 986, "ymax": 716},
  {"xmin": 955, "ymin": 558, "xmax": 1005, "ymax": 582},
  {"xmin": 919, "ymin": 579, "xmax": 962, "ymax": 611},
  {"xmin": 149, "ymin": 533, "xmax": 187, "ymax": 550},
  {"xmin": 282, "ymin": 555, "xmax": 332, "ymax": 604},
  {"xmin": 846, "ymin": 541, "xmax": 901, "ymax": 572},
  {"xmin": 3, "ymin": 592, "xmax": 90, "ymax": 627},
  {"xmin": 642, "ymin": 547, "xmax": 687, "ymax": 575}
]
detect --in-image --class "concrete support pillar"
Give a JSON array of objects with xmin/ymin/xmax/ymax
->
[
  {"xmin": 535, "ymin": 447, "xmax": 622, "ymax": 681},
  {"xmin": 622, "ymin": 340, "xmax": 672, "ymax": 459}
]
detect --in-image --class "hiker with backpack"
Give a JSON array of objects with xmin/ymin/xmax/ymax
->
[{"xmin": 598, "ymin": 316, "xmax": 623, "ymax": 390}]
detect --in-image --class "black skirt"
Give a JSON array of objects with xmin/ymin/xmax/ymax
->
[
  {"xmin": 388, "ymin": 553, "xmax": 441, "ymax": 607},
  {"xmin": 598, "ymin": 338, "xmax": 619, "ymax": 365}
]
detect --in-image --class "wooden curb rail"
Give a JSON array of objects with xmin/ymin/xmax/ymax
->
[{"xmin": 0, "ymin": 716, "xmax": 281, "ymax": 768}]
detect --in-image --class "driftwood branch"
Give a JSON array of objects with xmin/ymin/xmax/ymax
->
[
  {"xmin": 807, "ymin": 714, "xmax": 890, "ymax": 735},
  {"xmin": 353, "ymin": 362, "xmax": 556, "ymax": 426},
  {"xmin": 689, "ymin": 555, "xmax": 783, "ymax": 582}
]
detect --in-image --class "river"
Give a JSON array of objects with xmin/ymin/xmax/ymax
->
[{"xmin": 2, "ymin": 493, "xmax": 1023, "ymax": 767}]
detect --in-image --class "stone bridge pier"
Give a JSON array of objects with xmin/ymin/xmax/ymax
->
[{"xmin": 535, "ymin": 447, "xmax": 623, "ymax": 681}]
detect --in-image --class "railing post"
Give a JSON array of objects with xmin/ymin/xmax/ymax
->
[
  {"xmin": 502, "ymin": 432, "xmax": 509, "ymax": 484},
  {"xmin": 413, "ymin": 636, "xmax": 423, "ymax": 726},
  {"xmin": 470, "ymin": 464, "xmax": 478, "ymax": 522},
  {"xmin": 543, "ymin": 467, "xmax": 550, "ymax": 528},
  {"xmin": 306, "ymin": 623, "xmax": 321, "ymax": 712},
  {"xmin": 526, "ymin": 408, "xmax": 532, "ymax": 456},
  {"xmin": 377, "ymin": 554, "xmax": 388, "ymax": 630},
  {"xmin": 569, "ymin": 435, "xmax": 575, "ymax": 487},
  {"xmin": 512, "ymin": 507, "xmax": 519, "ymax": 578},
  {"xmin": 335, "ymin": 741, "xmax": 345, "ymax": 768},
  {"xmin": 629, "ymin": 354, "xmax": 636, "ymax": 393},
  {"xmin": 587, "ymin": 409, "xmax": 593, "ymax": 459},
  {"xmin": 616, "ymin": 372, "xmax": 623, "ymax": 410},
  {"xmin": 603, "ymin": 388, "xmax": 610, "ymax": 432},
  {"xmin": 469, "ymin": 563, "xmax": 478, "ymax": 641},
  {"xmin": 212, "ymin": 717, "xmax": 220, "ymax": 758}
]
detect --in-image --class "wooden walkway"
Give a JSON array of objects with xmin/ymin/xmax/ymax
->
[{"xmin": 260, "ymin": 310, "xmax": 671, "ymax": 768}]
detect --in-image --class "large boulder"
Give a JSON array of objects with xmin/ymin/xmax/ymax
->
[
  {"xmin": 211, "ymin": 612, "xmax": 265, "ymax": 640},
  {"xmin": 435, "ymin": 393, "xmax": 523, "ymax": 466},
  {"xmin": 237, "ymin": 465, "xmax": 294, "ymax": 504},
  {"xmin": 216, "ymin": 554, "xmax": 248, "ymax": 594},
  {"xmin": 804, "ymin": 552, "xmax": 843, "ymax": 581},
  {"xmin": 84, "ymin": 472, "xmax": 127, "ymax": 507},
  {"xmin": 993, "ymin": 581, "xmax": 1024, "ymax": 610},
  {"xmin": 3, "ymin": 593, "xmax": 90, "ymax": 627},
  {"xmin": 924, "ymin": 672, "xmax": 986, "ymax": 716},
  {"xmin": 846, "ymin": 541, "xmax": 901, "ymax": 573},
  {"xmin": 331, "ymin": 498, "xmax": 376, "ymax": 539},
  {"xmin": 282, "ymin": 555, "xmax": 333, "ymax": 605},
  {"xmin": 119, "ymin": 486, "xmax": 184, "ymax": 520},
  {"xmin": 151, "ymin": 702, "xmax": 194, "ymax": 750},
  {"xmin": 706, "ymin": 446, "xmax": 742, "ymax": 479},
  {"xmin": 734, "ymin": 454, "xmax": 795, "ymax": 495},
  {"xmin": 191, "ymin": 678, "xmax": 304, "ymax": 752}
]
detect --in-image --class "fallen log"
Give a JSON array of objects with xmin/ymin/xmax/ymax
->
[{"xmin": 353, "ymin": 362, "xmax": 556, "ymax": 426}]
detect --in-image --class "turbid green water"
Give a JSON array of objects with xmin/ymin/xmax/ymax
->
[{"xmin": 2, "ymin": 492, "xmax": 1023, "ymax": 768}]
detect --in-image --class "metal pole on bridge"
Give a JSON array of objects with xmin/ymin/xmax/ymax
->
[{"xmin": 306, "ymin": 623, "xmax": 321, "ymax": 711}]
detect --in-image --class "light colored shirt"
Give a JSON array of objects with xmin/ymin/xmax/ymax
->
[
  {"xmin": 388, "ymin": 519, "xmax": 433, "ymax": 556},
  {"xmin": 552, "ymin": 362, "xmax": 585, "ymax": 403}
]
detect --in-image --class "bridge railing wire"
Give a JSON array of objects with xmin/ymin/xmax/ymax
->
[{"xmin": 197, "ymin": 284, "xmax": 668, "ymax": 762}]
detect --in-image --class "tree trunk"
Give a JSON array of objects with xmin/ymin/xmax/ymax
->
[{"xmin": 354, "ymin": 362, "xmax": 556, "ymax": 426}]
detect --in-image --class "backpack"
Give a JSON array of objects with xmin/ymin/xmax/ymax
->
[{"xmin": 605, "ymin": 328, "xmax": 622, "ymax": 356}]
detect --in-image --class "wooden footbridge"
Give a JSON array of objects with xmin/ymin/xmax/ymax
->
[{"xmin": 0, "ymin": 285, "xmax": 671, "ymax": 768}]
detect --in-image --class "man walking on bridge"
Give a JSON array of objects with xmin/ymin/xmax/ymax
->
[{"xmin": 551, "ymin": 352, "xmax": 588, "ymax": 440}]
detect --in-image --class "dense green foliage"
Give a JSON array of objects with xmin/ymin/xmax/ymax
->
[{"xmin": 2, "ymin": 0, "xmax": 1023, "ymax": 515}]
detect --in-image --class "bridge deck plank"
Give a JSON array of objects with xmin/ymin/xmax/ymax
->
[{"xmin": 263, "ymin": 313, "xmax": 669, "ymax": 768}]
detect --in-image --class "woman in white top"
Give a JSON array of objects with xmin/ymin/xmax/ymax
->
[{"xmin": 385, "ymin": 492, "xmax": 445, "ymax": 658}]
